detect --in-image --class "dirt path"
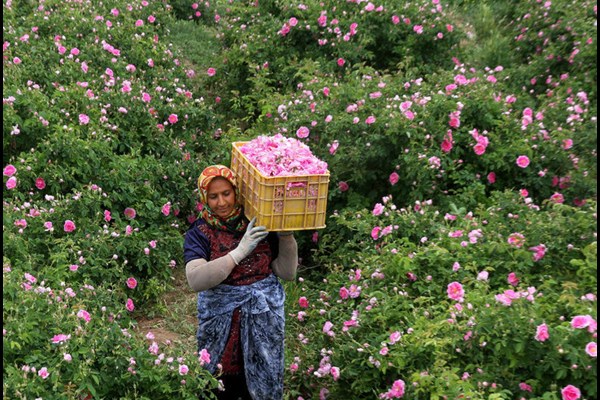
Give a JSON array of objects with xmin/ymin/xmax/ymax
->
[{"xmin": 134, "ymin": 266, "xmax": 198, "ymax": 348}]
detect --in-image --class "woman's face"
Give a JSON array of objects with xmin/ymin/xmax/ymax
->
[{"xmin": 206, "ymin": 177, "xmax": 236, "ymax": 219}]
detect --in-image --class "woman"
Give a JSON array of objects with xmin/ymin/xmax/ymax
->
[{"xmin": 184, "ymin": 165, "xmax": 298, "ymax": 400}]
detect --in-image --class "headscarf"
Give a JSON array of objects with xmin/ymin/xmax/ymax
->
[{"xmin": 197, "ymin": 165, "xmax": 247, "ymax": 233}]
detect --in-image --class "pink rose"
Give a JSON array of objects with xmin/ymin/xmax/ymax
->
[
  {"xmin": 77, "ymin": 309, "xmax": 91, "ymax": 323},
  {"xmin": 519, "ymin": 382, "xmax": 532, "ymax": 392},
  {"xmin": 474, "ymin": 143, "xmax": 486, "ymax": 155},
  {"xmin": 534, "ymin": 323, "xmax": 550, "ymax": 342},
  {"xmin": 371, "ymin": 226, "xmax": 381, "ymax": 240},
  {"xmin": 507, "ymin": 232, "xmax": 526, "ymax": 248},
  {"xmin": 562, "ymin": 139, "xmax": 573, "ymax": 150},
  {"xmin": 390, "ymin": 379, "xmax": 405, "ymax": 397},
  {"xmin": 38, "ymin": 367, "xmax": 49, "ymax": 379},
  {"xmin": 63, "ymin": 220, "xmax": 76, "ymax": 232},
  {"xmin": 199, "ymin": 348, "xmax": 211, "ymax": 365},
  {"xmin": 296, "ymin": 126, "xmax": 310, "ymax": 139},
  {"xmin": 179, "ymin": 364, "xmax": 189, "ymax": 375},
  {"xmin": 207, "ymin": 67, "xmax": 216, "ymax": 77},
  {"xmin": 168, "ymin": 114, "xmax": 178, "ymax": 124},
  {"xmin": 126, "ymin": 298, "xmax": 135, "ymax": 312},
  {"xmin": 447, "ymin": 282, "xmax": 465, "ymax": 302},
  {"xmin": 529, "ymin": 244, "xmax": 547, "ymax": 261},
  {"xmin": 331, "ymin": 366, "xmax": 340, "ymax": 381},
  {"xmin": 51, "ymin": 334, "xmax": 70, "ymax": 344},
  {"xmin": 571, "ymin": 315, "xmax": 592, "ymax": 329},
  {"xmin": 328, "ymin": 140, "xmax": 339, "ymax": 155},
  {"xmin": 585, "ymin": 342, "xmax": 597, "ymax": 357},
  {"xmin": 6, "ymin": 176, "xmax": 17, "ymax": 189},
  {"xmin": 441, "ymin": 139, "xmax": 453, "ymax": 153},
  {"xmin": 507, "ymin": 272, "xmax": 519, "ymax": 286},
  {"xmin": 278, "ymin": 24, "xmax": 290, "ymax": 36},
  {"xmin": 338, "ymin": 181, "xmax": 349, "ymax": 192},
  {"xmin": 389, "ymin": 172, "xmax": 400, "ymax": 185},
  {"xmin": 372, "ymin": 203, "xmax": 384, "ymax": 216},
  {"xmin": 516, "ymin": 155, "xmax": 530, "ymax": 168},
  {"xmin": 79, "ymin": 114, "xmax": 90, "ymax": 125},
  {"xmin": 3, "ymin": 164, "xmax": 16, "ymax": 177},
  {"xmin": 561, "ymin": 385, "xmax": 581, "ymax": 400},
  {"xmin": 449, "ymin": 116, "xmax": 460, "ymax": 128},
  {"xmin": 339, "ymin": 287, "xmax": 349, "ymax": 300},
  {"xmin": 550, "ymin": 192, "xmax": 564, "ymax": 204},
  {"xmin": 312, "ymin": 232, "xmax": 319, "ymax": 243},
  {"xmin": 126, "ymin": 277, "xmax": 138, "ymax": 289},
  {"xmin": 389, "ymin": 331, "xmax": 401, "ymax": 344},
  {"xmin": 298, "ymin": 296, "xmax": 309, "ymax": 308},
  {"xmin": 35, "ymin": 177, "xmax": 46, "ymax": 190},
  {"xmin": 161, "ymin": 202, "xmax": 171, "ymax": 216},
  {"xmin": 124, "ymin": 207, "xmax": 137, "ymax": 219}
]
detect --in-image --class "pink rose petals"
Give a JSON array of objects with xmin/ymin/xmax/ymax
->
[{"xmin": 239, "ymin": 134, "xmax": 328, "ymax": 177}]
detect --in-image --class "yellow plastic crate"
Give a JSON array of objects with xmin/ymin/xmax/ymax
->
[{"xmin": 230, "ymin": 141, "xmax": 330, "ymax": 231}]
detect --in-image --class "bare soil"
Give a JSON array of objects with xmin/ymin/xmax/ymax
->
[{"xmin": 133, "ymin": 267, "xmax": 198, "ymax": 347}]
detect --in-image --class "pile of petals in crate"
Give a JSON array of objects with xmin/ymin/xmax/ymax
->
[{"xmin": 239, "ymin": 134, "xmax": 328, "ymax": 176}]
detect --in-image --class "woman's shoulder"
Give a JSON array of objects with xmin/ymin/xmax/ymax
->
[
  {"xmin": 185, "ymin": 218, "xmax": 208, "ymax": 236},
  {"xmin": 190, "ymin": 216, "xmax": 210, "ymax": 227}
]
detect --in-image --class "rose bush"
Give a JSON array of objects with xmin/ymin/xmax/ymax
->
[
  {"xmin": 285, "ymin": 191, "xmax": 596, "ymax": 399},
  {"xmin": 3, "ymin": 257, "xmax": 218, "ymax": 399},
  {"xmin": 3, "ymin": 1, "xmax": 223, "ymax": 397},
  {"xmin": 201, "ymin": 0, "xmax": 596, "ymax": 215}
]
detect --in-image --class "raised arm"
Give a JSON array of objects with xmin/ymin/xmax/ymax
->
[{"xmin": 271, "ymin": 232, "xmax": 298, "ymax": 281}]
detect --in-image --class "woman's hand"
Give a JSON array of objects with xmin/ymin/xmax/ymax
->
[{"xmin": 229, "ymin": 217, "xmax": 269, "ymax": 264}]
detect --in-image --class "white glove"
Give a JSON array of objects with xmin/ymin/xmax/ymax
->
[{"xmin": 229, "ymin": 217, "xmax": 269, "ymax": 265}]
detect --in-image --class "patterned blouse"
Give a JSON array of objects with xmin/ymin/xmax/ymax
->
[{"xmin": 183, "ymin": 219, "xmax": 284, "ymax": 400}]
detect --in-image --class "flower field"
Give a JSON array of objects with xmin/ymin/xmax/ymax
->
[{"xmin": 3, "ymin": 0, "xmax": 596, "ymax": 399}]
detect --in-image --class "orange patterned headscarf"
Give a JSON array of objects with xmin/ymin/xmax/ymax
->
[
  {"xmin": 197, "ymin": 165, "xmax": 241, "ymax": 205},
  {"xmin": 197, "ymin": 165, "xmax": 246, "ymax": 232}
]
